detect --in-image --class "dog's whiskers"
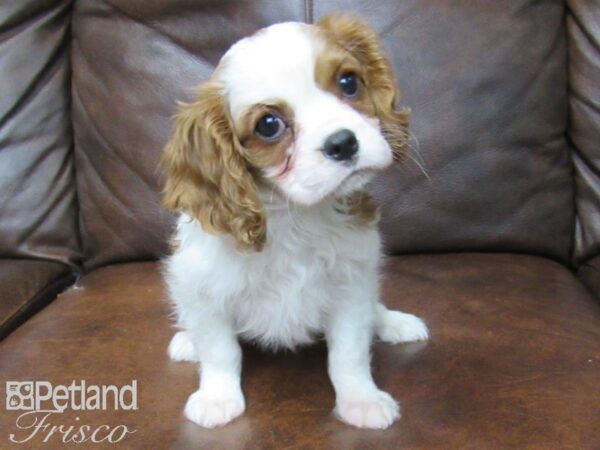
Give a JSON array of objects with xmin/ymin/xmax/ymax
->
[{"xmin": 382, "ymin": 124, "xmax": 430, "ymax": 182}]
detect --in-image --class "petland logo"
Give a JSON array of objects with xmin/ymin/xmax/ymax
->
[{"xmin": 5, "ymin": 380, "xmax": 137, "ymax": 444}]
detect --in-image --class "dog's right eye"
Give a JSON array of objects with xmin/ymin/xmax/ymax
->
[{"xmin": 255, "ymin": 114, "xmax": 286, "ymax": 141}]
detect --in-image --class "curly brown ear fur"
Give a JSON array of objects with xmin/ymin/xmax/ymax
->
[
  {"xmin": 161, "ymin": 81, "xmax": 266, "ymax": 251},
  {"xmin": 318, "ymin": 14, "xmax": 410, "ymax": 160}
]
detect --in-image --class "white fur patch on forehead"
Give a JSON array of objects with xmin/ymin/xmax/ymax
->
[{"xmin": 219, "ymin": 22, "xmax": 324, "ymax": 120}]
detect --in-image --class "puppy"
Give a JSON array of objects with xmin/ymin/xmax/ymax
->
[{"xmin": 161, "ymin": 14, "xmax": 428, "ymax": 430}]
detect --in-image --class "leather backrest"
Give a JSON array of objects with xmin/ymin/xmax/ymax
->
[
  {"xmin": 71, "ymin": 0, "xmax": 574, "ymax": 269},
  {"xmin": 0, "ymin": 0, "xmax": 79, "ymax": 266}
]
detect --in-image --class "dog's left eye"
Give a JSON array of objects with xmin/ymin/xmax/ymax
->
[
  {"xmin": 339, "ymin": 72, "xmax": 359, "ymax": 98},
  {"xmin": 255, "ymin": 114, "xmax": 286, "ymax": 141}
]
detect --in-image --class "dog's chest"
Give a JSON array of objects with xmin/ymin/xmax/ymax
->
[
  {"xmin": 230, "ymin": 232, "xmax": 337, "ymax": 349},
  {"xmin": 227, "ymin": 210, "xmax": 377, "ymax": 349},
  {"xmin": 173, "ymin": 208, "xmax": 380, "ymax": 350}
]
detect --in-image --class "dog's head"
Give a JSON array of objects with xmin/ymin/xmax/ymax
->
[{"xmin": 162, "ymin": 15, "xmax": 409, "ymax": 251}]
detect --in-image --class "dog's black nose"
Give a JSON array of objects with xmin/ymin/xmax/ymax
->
[{"xmin": 322, "ymin": 129, "xmax": 359, "ymax": 162}]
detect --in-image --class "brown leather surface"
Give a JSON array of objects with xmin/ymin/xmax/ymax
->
[
  {"xmin": 1, "ymin": 255, "xmax": 598, "ymax": 449},
  {"xmin": 578, "ymin": 255, "xmax": 600, "ymax": 299},
  {"xmin": 568, "ymin": 0, "xmax": 600, "ymax": 266},
  {"xmin": 71, "ymin": 0, "xmax": 308, "ymax": 270},
  {"xmin": 71, "ymin": 1, "xmax": 574, "ymax": 270},
  {"xmin": 0, "ymin": 0, "xmax": 80, "ymax": 265},
  {"xmin": 0, "ymin": 259, "xmax": 73, "ymax": 341}
]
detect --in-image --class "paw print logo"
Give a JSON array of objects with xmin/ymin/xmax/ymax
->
[{"xmin": 5, "ymin": 382, "xmax": 34, "ymax": 411}]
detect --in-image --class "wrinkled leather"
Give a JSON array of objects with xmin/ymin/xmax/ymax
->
[
  {"xmin": 0, "ymin": 259, "xmax": 73, "ymax": 340},
  {"xmin": 568, "ymin": 0, "xmax": 600, "ymax": 268},
  {"xmin": 1, "ymin": 255, "xmax": 598, "ymax": 448},
  {"xmin": 71, "ymin": 0, "xmax": 574, "ymax": 270},
  {"xmin": 0, "ymin": 0, "xmax": 80, "ymax": 266}
]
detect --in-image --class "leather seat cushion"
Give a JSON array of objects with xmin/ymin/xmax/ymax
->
[{"xmin": 1, "ymin": 254, "xmax": 598, "ymax": 448}]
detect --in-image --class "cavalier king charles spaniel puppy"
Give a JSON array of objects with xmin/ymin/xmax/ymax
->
[{"xmin": 161, "ymin": 14, "xmax": 428, "ymax": 430}]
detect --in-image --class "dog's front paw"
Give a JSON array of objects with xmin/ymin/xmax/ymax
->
[
  {"xmin": 184, "ymin": 389, "xmax": 245, "ymax": 428},
  {"xmin": 376, "ymin": 309, "xmax": 429, "ymax": 344},
  {"xmin": 168, "ymin": 331, "xmax": 199, "ymax": 362},
  {"xmin": 334, "ymin": 389, "xmax": 400, "ymax": 429}
]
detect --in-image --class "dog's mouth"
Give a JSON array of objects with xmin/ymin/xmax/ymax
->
[
  {"xmin": 278, "ymin": 155, "xmax": 293, "ymax": 178},
  {"xmin": 262, "ymin": 153, "xmax": 294, "ymax": 180}
]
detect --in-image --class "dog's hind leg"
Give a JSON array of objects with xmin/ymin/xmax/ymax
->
[
  {"xmin": 168, "ymin": 331, "xmax": 200, "ymax": 362},
  {"xmin": 375, "ymin": 304, "xmax": 429, "ymax": 344}
]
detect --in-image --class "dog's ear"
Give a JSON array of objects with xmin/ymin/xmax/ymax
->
[
  {"xmin": 161, "ymin": 81, "xmax": 266, "ymax": 251},
  {"xmin": 318, "ymin": 14, "xmax": 409, "ymax": 160}
]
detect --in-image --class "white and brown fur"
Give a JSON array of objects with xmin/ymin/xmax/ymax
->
[{"xmin": 162, "ymin": 15, "xmax": 428, "ymax": 430}]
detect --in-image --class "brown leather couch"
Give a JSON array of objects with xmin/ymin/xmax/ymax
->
[{"xmin": 1, "ymin": 1, "xmax": 599, "ymax": 448}]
